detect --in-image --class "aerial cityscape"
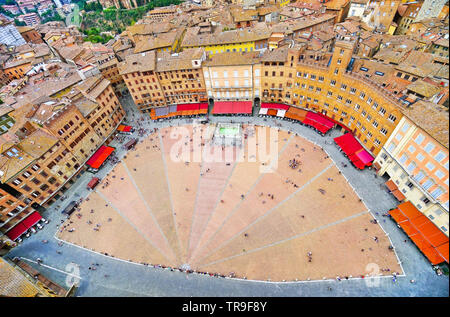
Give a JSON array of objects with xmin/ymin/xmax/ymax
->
[{"xmin": 0, "ymin": 0, "xmax": 448, "ymax": 299}]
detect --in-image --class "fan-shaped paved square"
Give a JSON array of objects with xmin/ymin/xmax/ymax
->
[{"xmin": 57, "ymin": 124, "xmax": 402, "ymax": 281}]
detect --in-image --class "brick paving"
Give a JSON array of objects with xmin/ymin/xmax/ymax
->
[
  {"xmin": 50, "ymin": 121, "xmax": 400, "ymax": 282},
  {"xmin": 5, "ymin": 96, "xmax": 448, "ymax": 296}
]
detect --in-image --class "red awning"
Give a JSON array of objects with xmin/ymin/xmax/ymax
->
[
  {"xmin": 391, "ymin": 189, "xmax": 406, "ymax": 201},
  {"xmin": 177, "ymin": 103, "xmax": 200, "ymax": 111},
  {"xmin": 117, "ymin": 125, "xmax": 132, "ymax": 133},
  {"xmin": 334, "ymin": 133, "xmax": 363, "ymax": 156},
  {"xmin": 213, "ymin": 101, "xmax": 232, "ymax": 114},
  {"xmin": 213, "ymin": 101, "xmax": 252, "ymax": 114},
  {"xmin": 86, "ymin": 146, "xmax": 115, "ymax": 169},
  {"xmin": 352, "ymin": 158, "xmax": 366, "ymax": 170},
  {"xmin": 436, "ymin": 242, "xmax": 449, "ymax": 263},
  {"xmin": 398, "ymin": 201, "xmax": 423, "ymax": 220},
  {"xmin": 261, "ymin": 103, "xmax": 290, "ymax": 110},
  {"xmin": 421, "ymin": 246, "xmax": 446, "ymax": 265},
  {"xmin": 389, "ymin": 201, "xmax": 449, "ymax": 265},
  {"xmin": 199, "ymin": 103, "xmax": 208, "ymax": 109},
  {"xmin": 6, "ymin": 223, "xmax": 28, "ymax": 241},
  {"xmin": 236, "ymin": 101, "xmax": 253, "ymax": 114},
  {"xmin": 385, "ymin": 180, "xmax": 398, "ymax": 192},
  {"xmin": 267, "ymin": 109, "xmax": 278, "ymax": 116},
  {"xmin": 306, "ymin": 112, "xmax": 334, "ymax": 129},
  {"xmin": 389, "ymin": 208, "xmax": 408, "ymax": 223},
  {"xmin": 22, "ymin": 211, "xmax": 42, "ymax": 229},
  {"xmin": 355, "ymin": 149, "xmax": 374, "ymax": 165}
]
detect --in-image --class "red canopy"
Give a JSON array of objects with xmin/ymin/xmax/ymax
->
[
  {"xmin": 213, "ymin": 101, "xmax": 252, "ymax": 114},
  {"xmin": 352, "ymin": 158, "xmax": 366, "ymax": 170},
  {"xmin": 177, "ymin": 103, "xmax": 200, "ymax": 111},
  {"xmin": 261, "ymin": 103, "xmax": 290, "ymax": 110},
  {"xmin": 6, "ymin": 223, "xmax": 28, "ymax": 241},
  {"xmin": 303, "ymin": 112, "xmax": 333, "ymax": 134},
  {"xmin": 86, "ymin": 146, "xmax": 115, "ymax": 169},
  {"xmin": 436, "ymin": 243, "xmax": 449, "ymax": 263},
  {"xmin": 21, "ymin": 211, "xmax": 42, "ymax": 229},
  {"xmin": 117, "ymin": 125, "xmax": 132, "ymax": 133},
  {"xmin": 199, "ymin": 103, "xmax": 208, "ymax": 109},
  {"xmin": 389, "ymin": 201, "xmax": 449, "ymax": 265},
  {"xmin": 334, "ymin": 133, "xmax": 363, "ymax": 156},
  {"xmin": 355, "ymin": 149, "xmax": 374, "ymax": 165},
  {"xmin": 307, "ymin": 112, "xmax": 334, "ymax": 128}
]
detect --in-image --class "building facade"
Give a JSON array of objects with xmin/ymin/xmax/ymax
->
[
  {"xmin": 203, "ymin": 51, "xmax": 262, "ymax": 102},
  {"xmin": 374, "ymin": 102, "xmax": 449, "ymax": 235}
]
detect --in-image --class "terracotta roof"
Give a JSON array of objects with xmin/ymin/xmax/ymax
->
[
  {"xmin": 260, "ymin": 46, "xmax": 290, "ymax": 62},
  {"xmin": 204, "ymin": 51, "xmax": 260, "ymax": 67},
  {"xmin": 155, "ymin": 48, "xmax": 204, "ymax": 72},
  {"xmin": 325, "ymin": 0, "xmax": 350, "ymax": 10},
  {"xmin": 118, "ymin": 50, "xmax": 156, "ymax": 75},
  {"xmin": 402, "ymin": 100, "xmax": 449, "ymax": 148},
  {"xmin": 0, "ymin": 258, "xmax": 40, "ymax": 297},
  {"xmin": 406, "ymin": 80, "xmax": 441, "ymax": 98},
  {"xmin": 76, "ymin": 75, "xmax": 111, "ymax": 100},
  {"xmin": 73, "ymin": 95, "xmax": 98, "ymax": 117},
  {"xmin": 0, "ymin": 128, "xmax": 58, "ymax": 182},
  {"xmin": 182, "ymin": 23, "xmax": 271, "ymax": 47},
  {"xmin": 230, "ymin": 7, "xmax": 258, "ymax": 23},
  {"xmin": 373, "ymin": 48, "xmax": 408, "ymax": 65},
  {"xmin": 397, "ymin": 4, "xmax": 408, "ymax": 17},
  {"xmin": 133, "ymin": 29, "xmax": 181, "ymax": 53},
  {"xmin": 58, "ymin": 46, "xmax": 84, "ymax": 62},
  {"xmin": 0, "ymin": 104, "xmax": 14, "ymax": 117},
  {"xmin": 126, "ymin": 22, "xmax": 173, "ymax": 36},
  {"xmin": 290, "ymin": 14, "xmax": 336, "ymax": 32}
]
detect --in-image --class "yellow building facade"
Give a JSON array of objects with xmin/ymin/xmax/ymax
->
[
  {"xmin": 287, "ymin": 41, "xmax": 403, "ymax": 156},
  {"xmin": 202, "ymin": 51, "xmax": 262, "ymax": 101}
]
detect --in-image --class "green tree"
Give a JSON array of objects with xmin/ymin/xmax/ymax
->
[{"xmin": 14, "ymin": 19, "xmax": 26, "ymax": 26}]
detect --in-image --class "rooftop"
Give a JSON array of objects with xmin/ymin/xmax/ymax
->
[
  {"xmin": 204, "ymin": 51, "xmax": 260, "ymax": 67},
  {"xmin": 182, "ymin": 23, "xmax": 271, "ymax": 47},
  {"xmin": 402, "ymin": 100, "xmax": 449, "ymax": 148},
  {"xmin": 155, "ymin": 48, "xmax": 205, "ymax": 72},
  {"xmin": 118, "ymin": 50, "xmax": 156, "ymax": 75},
  {"xmin": 0, "ymin": 258, "xmax": 40, "ymax": 297}
]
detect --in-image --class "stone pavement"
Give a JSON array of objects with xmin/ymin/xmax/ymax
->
[{"xmin": 5, "ymin": 97, "xmax": 449, "ymax": 297}]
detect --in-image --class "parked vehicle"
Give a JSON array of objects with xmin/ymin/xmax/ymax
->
[
  {"xmin": 36, "ymin": 223, "xmax": 43, "ymax": 230},
  {"xmin": 62, "ymin": 201, "xmax": 78, "ymax": 216},
  {"xmin": 123, "ymin": 138, "xmax": 138, "ymax": 151},
  {"xmin": 30, "ymin": 227, "xmax": 36, "ymax": 233},
  {"xmin": 87, "ymin": 177, "xmax": 100, "ymax": 190}
]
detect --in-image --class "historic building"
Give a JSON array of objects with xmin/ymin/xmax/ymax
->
[
  {"xmin": 362, "ymin": 0, "xmax": 401, "ymax": 33},
  {"xmin": 119, "ymin": 48, "xmax": 208, "ymax": 113},
  {"xmin": 374, "ymin": 100, "xmax": 449, "ymax": 235},
  {"xmin": 289, "ymin": 40, "xmax": 404, "ymax": 156},
  {"xmin": 203, "ymin": 50, "xmax": 262, "ymax": 102}
]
